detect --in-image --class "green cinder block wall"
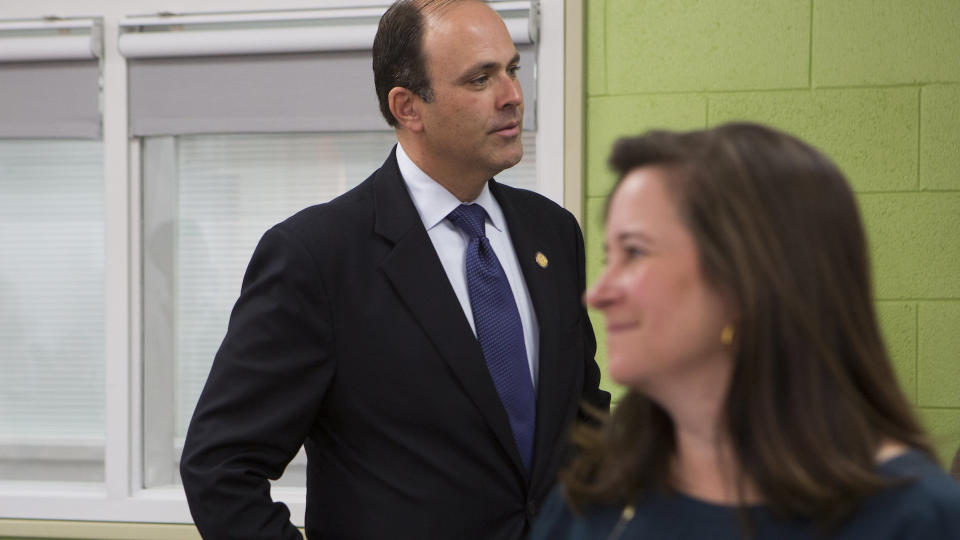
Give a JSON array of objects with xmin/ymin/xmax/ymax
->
[{"xmin": 584, "ymin": 0, "xmax": 960, "ymax": 465}]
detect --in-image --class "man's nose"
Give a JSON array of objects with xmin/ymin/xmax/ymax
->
[{"xmin": 498, "ymin": 75, "xmax": 523, "ymax": 109}]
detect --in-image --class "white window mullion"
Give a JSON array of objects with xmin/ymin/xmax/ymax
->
[
  {"xmin": 102, "ymin": 12, "xmax": 133, "ymax": 501},
  {"xmin": 128, "ymin": 136, "xmax": 147, "ymax": 496},
  {"xmin": 142, "ymin": 137, "xmax": 179, "ymax": 489}
]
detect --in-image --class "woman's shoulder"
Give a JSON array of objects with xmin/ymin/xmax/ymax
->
[
  {"xmin": 841, "ymin": 449, "xmax": 960, "ymax": 539},
  {"xmin": 878, "ymin": 448, "xmax": 960, "ymax": 503}
]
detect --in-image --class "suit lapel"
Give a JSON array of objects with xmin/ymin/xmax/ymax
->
[
  {"xmin": 491, "ymin": 181, "xmax": 570, "ymax": 491},
  {"xmin": 372, "ymin": 151, "xmax": 527, "ymax": 479}
]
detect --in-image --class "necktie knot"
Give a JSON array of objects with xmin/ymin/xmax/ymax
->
[{"xmin": 447, "ymin": 204, "xmax": 489, "ymax": 240}]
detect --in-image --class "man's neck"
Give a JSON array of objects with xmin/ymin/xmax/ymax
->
[{"xmin": 397, "ymin": 137, "xmax": 491, "ymax": 202}]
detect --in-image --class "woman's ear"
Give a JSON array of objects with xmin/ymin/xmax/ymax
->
[{"xmin": 388, "ymin": 87, "xmax": 424, "ymax": 132}]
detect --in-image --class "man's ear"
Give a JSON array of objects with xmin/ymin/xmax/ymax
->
[{"xmin": 388, "ymin": 87, "xmax": 424, "ymax": 132}]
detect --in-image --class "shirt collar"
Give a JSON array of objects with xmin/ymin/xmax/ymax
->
[{"xmin": 395, "ymin": 142, "xmax": 505, "ymax": 232}]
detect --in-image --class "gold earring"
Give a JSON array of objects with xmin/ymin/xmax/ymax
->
[{"xmin": 720, "ymin": 324, "xmax": 735, "ymax": 346}]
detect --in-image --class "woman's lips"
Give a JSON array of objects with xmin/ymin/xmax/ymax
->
[{"xmin": 606, "ymin": 321, "xmax": 639, "ymax": 333}]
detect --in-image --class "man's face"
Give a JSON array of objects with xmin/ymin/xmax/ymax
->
[{"xmin": 418, "ymin": 1, "xmax": 524, "ymax": 182}]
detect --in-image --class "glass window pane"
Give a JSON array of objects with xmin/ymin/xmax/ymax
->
[
  {"xmin": 142, "ymin": 132, "xmax": 537, "ymax": 487},
  {"xmin": 0, "ymin": 140, "xmax": 105, "ymax": 483}
]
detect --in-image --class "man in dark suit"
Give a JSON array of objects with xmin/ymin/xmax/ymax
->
[{"xmin": 180, "ymin": 1, "xmax": 610, "ymax": 538}]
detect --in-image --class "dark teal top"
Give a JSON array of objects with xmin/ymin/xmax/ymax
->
[{"xmin": 529, "ymin": 450, "xmax": 960, "ymax": 539}]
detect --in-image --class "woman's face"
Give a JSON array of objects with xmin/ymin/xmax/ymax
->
[{"xmin": 586, "ymin": 166, "xmax": 734, "ymax": 394}]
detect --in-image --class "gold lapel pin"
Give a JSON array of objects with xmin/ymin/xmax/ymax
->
[{"xmin": 535, "ymin": 251, "xmax": 548, "ymax": 268}]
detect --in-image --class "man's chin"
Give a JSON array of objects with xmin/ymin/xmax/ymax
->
[
  {"xmin": 491, "ymin": 154, "xmax": 523, "ymax": 177},
  {"xmin": 476, "ymin": 142, "xmax": 523, "ymax": 177},
  {"xmin": 499, "ymin": 145, "xmax": 524, "ymax": 169}
]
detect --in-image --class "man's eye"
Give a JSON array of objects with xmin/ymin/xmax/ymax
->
[
  {"xmin": 507, "ymin": 65, "xmax": 521, "ymax": 77},
  {"xmin": 471, "ymin": 75, "xmax": 489, "ymax": 85}
]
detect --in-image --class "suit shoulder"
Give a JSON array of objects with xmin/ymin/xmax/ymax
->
[
  {"xmin": 495, "ymin": 181, "xmax": 564, "ymax": 211},
  {"xmin": 494, "ymin": 182, "xmax": 579, "ymax": 227}
]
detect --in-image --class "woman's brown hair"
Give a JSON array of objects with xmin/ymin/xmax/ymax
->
[{"xmin": 562, "ymin": 123, "xmax": 932, "ymax": 528}]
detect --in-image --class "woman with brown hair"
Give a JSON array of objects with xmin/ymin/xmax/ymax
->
[{"xmin": 530, "ymin": 123, "xmax": 960, "ymax": 539}]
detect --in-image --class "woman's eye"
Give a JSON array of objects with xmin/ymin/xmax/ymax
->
[{"xmin": 624, "ymin": 246, "xmax": 647, "ymax": 260}]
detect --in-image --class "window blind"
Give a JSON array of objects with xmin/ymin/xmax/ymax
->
[
  {"xmin": 120, "ymin": 2, "xmax": 537, "ymax": 136},
  {"xmin": 0, "ymin": 19, "xmax": 102, "ymax": 139},
  {"xmin": 0, "ymin": 140, "xmax": 105, "ymax": 482}
]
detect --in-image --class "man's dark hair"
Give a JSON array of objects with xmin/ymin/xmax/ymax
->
[{"xmin": 373, "ymin": 0, "xmax": 456, "ymax": 127}]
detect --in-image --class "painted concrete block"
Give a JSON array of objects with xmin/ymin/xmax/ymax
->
[
  {"xmin": 919, "ymin": 408, "xmax": 960, "ymax": 468},
  {"xmin": 709, "ymin": 88, "xmax": 918, "ymax": 192},
  {"xmin": 586, "ymin": 94, "xmax": 706, "ymax": 197},
  {"xmin": 605, "ymin": 0, "xmax": 809, "ymax": 93},
  {"xmin": 857, "ymin": 193, "xmax": 960, "ymax": 299},
  {"xmin": 876, "ymin": 302, "xmax": 917, "ymax": 404},
  {"xmin": 921, "ymin": 85, "xmax": 960, "ymax": 191},
  {"xmin": 918, "ymin": 302, "xmax": 960, "ymax": 408},
  {"xmin": 586, "ymin": 0, "xmax": 607, "ymax": 96},
  {"xmin": 813, "ymin": 0, "xmax": 960, "ymax": 86}
]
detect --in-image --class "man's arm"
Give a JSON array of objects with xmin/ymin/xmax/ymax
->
[{"xmin": 180, "ymin": 224, "xmax": 334, "ymax": 539}]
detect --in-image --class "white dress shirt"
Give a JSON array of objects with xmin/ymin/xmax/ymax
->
[{"xmin": 395, "ymin": 143, "xmax": 540, "ymax": 389}]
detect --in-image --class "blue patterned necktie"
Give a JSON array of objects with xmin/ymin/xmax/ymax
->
[{"xmin": 447, "ymin": 203, "xmax": 536, "ymax": 472}]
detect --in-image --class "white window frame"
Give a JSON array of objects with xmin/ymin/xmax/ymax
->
[{"xmin": 0, "ymin": 0, "xmax": 573, "ymax": 528}]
